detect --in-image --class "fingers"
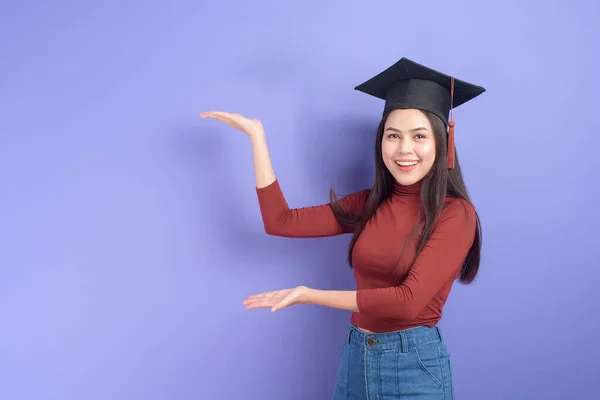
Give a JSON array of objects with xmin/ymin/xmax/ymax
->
[
  {"xmin": 200, "ymin": 111, "xmax": 250, "ymax": 134},
  {"xmin": 243, "ymin": 289, "xmax": 295, "ymax": 313},
  {"xmin": 200, "ymin": 111, "xmax": 234, "ymax": 124},
  {"xmin": 242, "ymin": 291, "xmax": 275, "ymax": 310},
  {"xmin": 242, "ymin": 291, "xmax": 277, "ymax": 304},
  {"xmin": 243, "ymin": 297, "xmax": 286, "ymax": 312},
  {"xmin": 270, "ymin": 300, "xmax": 288, "ymax": 313},
  {"xmin": 200, "ymin": 111, "xmax": 230, "ymax": 117},
  {"xmin": 244, "ymin": 299, "xmax": 274, "ymax": 310},
  {"xmin": 200, "ymin": 111, "xmax": 238, "ymax": 121}
]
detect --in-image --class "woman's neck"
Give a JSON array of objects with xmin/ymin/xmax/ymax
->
[{"xmin": 393, "ymin": 179, "xmax": 422, "ymax": 196}]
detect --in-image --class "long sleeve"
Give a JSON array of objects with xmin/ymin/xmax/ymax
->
[
  {"xmin": 356, "ymin": 200, "xmax": 477, "ymax": 320},
  {"xmin": 256, "ymin": 179, "xmax": 369, "ymax": 238}
]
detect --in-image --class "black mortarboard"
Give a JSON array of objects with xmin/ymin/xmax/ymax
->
[{"xmin": 354, "ymin": 57, "xmax": 485, "ymax": 168}]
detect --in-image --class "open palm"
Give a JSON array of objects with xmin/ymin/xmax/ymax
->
[
  {"xmin": 243, "ymin": 286, "xmax": 307, "ymax": 312},
  {"xmin": 200, "ymin": 111, "xmax": 264, "ymax": 139}
]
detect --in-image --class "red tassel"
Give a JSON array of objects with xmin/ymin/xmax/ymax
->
[
  {"xmin": 447, "ymin": 76, "xmax": 455, "ymax": 169},
  {"xmin": 447, "ymin": 120, "xmax": 455, "ymax": 169}
]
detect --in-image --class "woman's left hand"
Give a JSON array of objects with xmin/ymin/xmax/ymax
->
[{"xmin": 243, "ymin": 286, "xmax": 310, "ymax": 312}]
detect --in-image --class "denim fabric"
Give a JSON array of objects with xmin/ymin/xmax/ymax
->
[{"xmin": 331, "ymin": 323, "xmax": 454, "ymax": 400}]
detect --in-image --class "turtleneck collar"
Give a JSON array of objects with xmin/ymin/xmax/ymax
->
[{"xmin": 393, "ymin": 179, "xmax": 422, "ymax": 196}]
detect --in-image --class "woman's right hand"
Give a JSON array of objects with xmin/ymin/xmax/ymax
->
[{"xmin": 200, "ymin": 111, "xmax": 265, "ymax": 141}]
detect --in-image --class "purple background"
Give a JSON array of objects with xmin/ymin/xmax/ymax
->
[{"xmin": 1, "ymin": 1, "xmax": 599, "ymax": 399}]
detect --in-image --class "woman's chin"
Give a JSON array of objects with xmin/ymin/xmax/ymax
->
[{"xmin": 393, "ymin": 171, "xmax": 423, "ymax": 186}]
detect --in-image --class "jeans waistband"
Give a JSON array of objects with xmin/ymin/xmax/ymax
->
[{"xmin": 347, "ymin": 323, "xmax": 443, "ymax": 353}]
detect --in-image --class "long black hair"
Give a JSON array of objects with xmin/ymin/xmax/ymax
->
[{"xmin": 329, "ymin": 109, "xmax": 481, "ymax": 284}]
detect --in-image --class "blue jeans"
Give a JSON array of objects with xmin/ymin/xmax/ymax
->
[{"xmin": 331, "ymin": 323, "xmax": 455, "ymax": 399}]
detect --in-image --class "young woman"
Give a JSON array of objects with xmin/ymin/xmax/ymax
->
[{"xmin": 201, "ymin": 57, "xmax": 486, "ymax": 399}]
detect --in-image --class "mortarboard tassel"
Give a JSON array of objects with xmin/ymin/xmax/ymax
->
[{"xmin": 447, "ymin": 76, "xmax": 456, "ymax": 169}]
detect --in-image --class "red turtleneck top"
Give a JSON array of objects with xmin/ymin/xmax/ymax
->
[{"xmin": 255, "ymin": 179, "xmax": 476, "ymax": 333}]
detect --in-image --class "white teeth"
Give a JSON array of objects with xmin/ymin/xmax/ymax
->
[{"xmin": 396, "ymin": 161, "xmax": 418, "ymax": 166}]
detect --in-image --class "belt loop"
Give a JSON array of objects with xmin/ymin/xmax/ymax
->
[
  {"xmin": 435, "ymin": 325, "xmax": 443, "ymax": 341},
  {"xmin": 347, "ymin": 328, "xmax": 352, "ymax": 344},
  {"xmin": 398, "ymin": 331, "xmax": 407, "ymax": 353}
]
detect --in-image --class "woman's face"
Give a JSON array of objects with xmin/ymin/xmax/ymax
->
[{"xmin": 381, "ymin": 109, "xmax": 437, "ymax": 186}]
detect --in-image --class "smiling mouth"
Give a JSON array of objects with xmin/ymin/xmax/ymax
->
[{"xmin": 395, "ymin": 161, "xmax": 419, "ymax": 167}]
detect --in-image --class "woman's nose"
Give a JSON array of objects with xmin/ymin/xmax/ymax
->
[{"xmin": 397, "ymin": 140, "xmax": 413, "ymax": 154}]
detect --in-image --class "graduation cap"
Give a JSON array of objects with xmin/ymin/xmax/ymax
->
[{"xmin": 354, "ymin": 57, "xmax": 485, "ymax": 169}]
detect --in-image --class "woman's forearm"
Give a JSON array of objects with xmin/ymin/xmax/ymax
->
[
  {"xmin": 249, "ymin": 134, "xmax": 276, "ymax": 189},
  {"xmin": 303, "ymin": 288, "xmax": 360, "ymax": 312}
]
